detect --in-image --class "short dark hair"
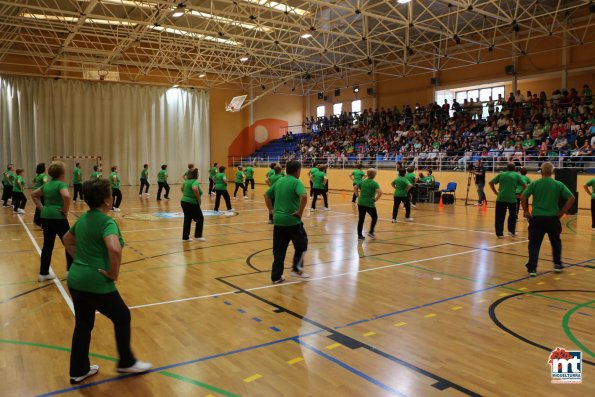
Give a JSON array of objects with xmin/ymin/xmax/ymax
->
[
  {"xmin": 83, "ymin": 178, "xmax": 112, "ymax": 209},
  {"xmin": 406, "ymin": 166, "xmax": 414, "ymax": 173},
  {"xmin": 398, "ymin": 168, "xmax": 406, "ymax": 177},
  {"xmin": 188, "ymin": 168, "xmax": 198, "ymax": 179},
  {"xmin": 93, "ymin": 165, "xmax": 98, "ymax": 171},
  {"xmin": 161, "ymin": 164, "xmax": 167, "ymax": 170},
  {"xmin": 16, "ymin": 168, "xmax": 23, "ymax": 175},
  {"xmin": 111, "ymin": 166, "xmax": 117, "ymax": 172},
  {"xmin": 214, "ymin": 162, "xmax": 218, "ymax": 166},
  {"xmin": 219, "ymin": 165, "xmax": 226, "ymax": 172},
  {"xmin": 356, "ymin": 163, "xmax": 362, "ymax": 169},
  {"xmin": 35, "ymin": 163, "xmax": 46, "ymax": 174},
  {"xmin": 274, "ymin": 165, "xmax": 282, "ymax": 174},
  {"xmin": 143, "ymin": 163, "xmax": 148, "ymax": 168},
  {"xmin": 75, "ymin": 162, "xmax": 80, "ymax": 167},
  {"xmin": 520, "ymin": 167, "xmax": 528, "ymax": 175},
  {"xmin": 269, "ymin": 162, "xmax": 276, "ymax": 169},
  {"xmin": 188, "ymin": 163, "xmax": 194, "ymax": 169},
  {"xmin": 427, "ymin": 169, "xmax": 433, "ymax": 175},
  {"xmin": 507, "ymin": 163, "xmax": 516, "ymax": 171},
  {"xmin": 285, "ymin": 160, "xmax": 301, "ymax": 176}
]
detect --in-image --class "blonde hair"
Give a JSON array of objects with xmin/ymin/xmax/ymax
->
[
  {"xmin": 48, "ymin": 161, "xmax": 65, "ymax": 179},
  {"xmin": 541, "ymin": 162, "xmax": 554, "ymax": 175},
  {"xmin": 367, "ymin": 168, "xmax": 377, "ymax": 179}
]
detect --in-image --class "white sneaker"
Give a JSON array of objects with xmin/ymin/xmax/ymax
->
[
  {"xmin": 70, "ymin": 365, "xmax": 99, "ymax": 384},
  {"xmin": 116, "ymin": 360, "xmax": 152, "ymax": 374},
  {"xmin": 391, "ymin": 219, "xmax": 397, "ymax": 223},
  {"xmin": 310, "ymin": 208, "xmax": 316, "ymax": 212},
  {"xmin": 144, "ymin": 193, "xmax": 150, "ymax": 197},
  {"xmin": 38, "ymin": 274, "xmax": 56, "ymax": 282},
  {"xmin": 138, "ymin": 194, "xmax": 142, "ymax": 197},
  {"xmin": 73, "ymin": 199, "xmax": 77, "ymax": 203},
  {"xmin": 322, "ymin": 207, "xmax": 330, "ymax": 211},
  {"xmin": 195, "ymin": 237, "xmax": 206, "ymax": 242},
  {"xmin": 267, "ymin": 220, "xmax": 273, "ymax": 224},
  {"xmin": 2, "ymin": 205, "xmax": 10, "ymax": 208},
  {"xmin": 243, "ymin": 196, "xmax": 248, "ymax": 199},
  {"xmin": 410, "ymin": 204, "xmax": 417, "ymax": 208},
  {"xmin": 18, "ymin": 209, "xmax": 25, "ymax": 214},
  {"xmin": 507, "ymin": 232, "xmax": 516, "ymax": 237},
  {"xmin": 228, "ymin": 208, "xmax": 235, "ymax": 211},
  {"xmin": 405, "ymin": 218, "xmax": 414, "ymax": 222},
  {"xmin": 232, "ymin": 197, "xmax": 238, "ymax": 200},
  {"xmin": 183, "ymin": 238, "xmax": 193, "ymax": 242},
  {"xmin": 290, "ymin": 271, "xmax": 310, "ymax": 278},
  {"xmin": 497, "ymin": 235, "xmax": 505, "ymax": 239}
]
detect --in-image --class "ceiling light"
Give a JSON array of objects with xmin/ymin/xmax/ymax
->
[
  {"xmin": 172, "ymin": 84, "xmax": 180, "ymax": 88},
  {"xmin": 397, "ymin": 0, "xmax": 412, "ymax": 4},
  {"xmin": 198, "ymin": 73, "xmax": 206, "ymax": 78},
  {"xmin": 239, "ymin": 57, "xmax": 249, "ymax": 62},
  {"xmin": 241, "ymin": 0, "xmax": 309, "ymax": 16},
  {"xmin": 172, "ymin": 11, "xmax": 184, "ymax": 18},
  {"xmin": 152, "ymin": 26, "xmax": 241, "ymax": 46},
  {"xmin": 353, "ymin": 85, "xmax": 360, "ymax": 93},
  {"xmin": 300, "ymin": 33, "xmax": 312, "ymax": 39},
  {"xmin": 188, "ymin": 10, "xmax": 270, "ymax": 31},
  {"xmin": 20, "ymin": 12, "xmax": 137, "ymax": 27}
]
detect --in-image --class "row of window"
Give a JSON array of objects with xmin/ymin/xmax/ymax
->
[{"xmin": 316, "ymin": 100, "xmax": 361, "ymax": 118}]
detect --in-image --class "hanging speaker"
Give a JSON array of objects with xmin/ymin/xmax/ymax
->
[
  {"xmin": 334, "ymin": 88, "xmax": 340, "ymax": 97},
  {"xmin": 504, "ymin": 65, "xmax": 516, "ymax": 75},
  {"xmin": 317, "ymin": 92, "xmax": 324, "ymax": 100},
  {"xmin": 430, "ymin": 77, "xmax": 439, "ymax": 85},
  {"xmin": 366, "ymin": 87, "xmax": 375, "ymax": 95}
]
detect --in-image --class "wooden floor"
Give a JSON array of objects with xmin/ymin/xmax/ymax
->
[{"xmin": 1, "ymin": 185, "xmax": 593, "ymax": 397}]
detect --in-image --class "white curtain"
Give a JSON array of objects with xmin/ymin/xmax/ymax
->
[{"xmin": 0, "ymin": 76, "xmax": 210, "ymax": 187}]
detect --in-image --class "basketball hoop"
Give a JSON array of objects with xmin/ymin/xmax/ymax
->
[{"xmin": 225, "ymin": 95, "xmax": 246, "ymax": 112}]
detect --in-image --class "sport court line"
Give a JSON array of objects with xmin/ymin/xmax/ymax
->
[
  {"xmin": 17, "ymin": 214, "xmax": 74, "ymax": 314},
  {"xmin": 129, "ymin": 239, "xmax": 527, "ymax": 310}
]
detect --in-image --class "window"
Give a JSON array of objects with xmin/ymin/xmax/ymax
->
[
  {"xmin": 351, "ymin": 100, "xmax": 361, "ymax": 114},
  {"xmin": 440, "ymin": 83, "xmax": 506, "ymax": 119},
  {"xmin": 333, "ymin": 102, "xmax": 342, "ymax": 116},
  {"xmin": 316, "ymin": 105, "xmax": 325, "ymax": 118}
]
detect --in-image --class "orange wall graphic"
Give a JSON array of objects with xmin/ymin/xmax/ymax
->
[{"xmin": 227, "ymin": 118, "xmax": 289, "ymax": 158}]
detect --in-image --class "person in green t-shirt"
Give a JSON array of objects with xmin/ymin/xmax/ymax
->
[
  {"xmin": 233, "ymin": 166, "xmax": 247, "ymax": 199},
  {"xmin": 208, "ymin": 163, "xmax": 218, "ymax": 196},
  {"xmin": 354, "ymin": 168, "xmax": 382, "ymax": 240},
  {"xmin": 12, "ymin": 168, "xmax": 27, "ymax": 214},
  {"xmin": 2, "ymin": 163, "xmax": 15, "ymax": 207},
  {"xmin": 583, "ymin": 177, "xmax": 595, "ymax": 230},
  {"xmin": 244, "ymin": 165, "xmax": 255, "ymax": 191},
  {"xmin": 180, "ymin": 168, "xmax": 205, "ymax": 242},
  {"xmin": 214, "ymin": 166, "xmax": 233, "ymax": 211},
  {"xmin": 405, "ymin": 166, "xmax": 418, "ymax": 207},
  {"xmin": 350, "ymin": 163, "xmax": 366, "ymax": 203},
  {"xmin": 391, "ymin": 168, "xmax": 413, "ymax": 222},
  {"xmin": 521, "ymin": 162, "xmax": 575, "ymax": 276},
  {"xmin": 139, "ymin": 163, "xmax": 150, "ymax": 196},
  {"xmin": 156, "ymin": 164, "xmax": 170, "ymax": 200},
  {"xmin": 310, "ymin": 164, "xmax": 329, "ymax": 211},
  {"xmin": 33, "ymin": 163, "xmax": 48, "ymax": 226},
  {"xmin": 266, "ymin": 165, "xmax": 283, "ymax": 223},
  {"xmin": 264, "ymin": 160, "xmax": 309, "ymax": 283},
  {"xmin": 183, "ymin": 163, "xmax": 194, "ymax": 181},
  {"xmin": 31, "ymin": 161, "xmax": 73, "ymax": 281},
  {"xmin": 109, "ymin": 166, "xmax": 122, "ymax": 212},
  {"xmin": 489, "ymin": 163, "xmax": 527, "ymax": 238},
  {"xmin": 515, "ymin": 168, "xmax": 531, "ymax": 216},
  {"xmin": 73, "ymin": 162, "xmax": 84, "ymax": 202},
  {"xmin": 89, "ymin": 165, "xmax": 102, "ymax": 181},
  {"xmin": 308, "ymin": 163, "xmax": 319, "ymax": 198},
  {"xmin": 63, "ymin": 178, "xmax": 152, "ymax": 383}
]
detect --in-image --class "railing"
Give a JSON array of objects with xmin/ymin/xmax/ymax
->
[{"xmin": 228, "ymin": 152, "xmax": 595, "ymax": 172}]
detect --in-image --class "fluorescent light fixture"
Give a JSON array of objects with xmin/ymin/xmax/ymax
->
[
  {"xmin": 397, "ymin": 0, "xmax": 412, "ymax": 4},
  {"xmin": 198, "ymin": 73, "xmax": 206, "ymax": 78},
  {"xmin": 20, "ymin": 12, "xmax": 137, "ymax": 26},
  {"xmin": 300, "ymin": 33, "xmax": 312, "ymax": 39},
  {"xmin": 172, "ymin": 11, "xmax": 185, "ymax": 18},
  {"xmin": 189, "ymin": 10, "xmax": 270, "ymax": 31},
  {"xmin": 172, "ymin": 84, "xmax": 180, "ymax": 88},
  {"xmin": 239, "ymin": 56, "xmax": 249, "ymax": 62},
  {"xmin": 241, "ymin": 0, "xmax": 309, "ymax": 16},
  {"xmin": 152, "ymin": 26, "xmax": 241, "ymax": 46}
]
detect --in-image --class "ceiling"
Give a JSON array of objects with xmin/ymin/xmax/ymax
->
[{"xmin": 1, "ymin": 0, "xmax": 594, "ymax": 101}]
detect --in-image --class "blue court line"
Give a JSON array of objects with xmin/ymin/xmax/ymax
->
[
  {"xmin": 223, "ymin": 301, "xmax": 232, "ymax": 306},
  {"xmin": 295, "ymin": 339, "xmax": 408, "ymax": 397},
  {"xmin": 252, "ymin": 317, "xmax": 262, "ymax": 322},
  {"xmin": 36, "ymin": 330, "xmax": 324, "ymax": 397},
  {"xmin": 270, "ymin": 326, "xmax": 281, "ymax": 332},
  {"xmin": 237, "ymin": 308, "xmax": 246, "ymax": 313}
]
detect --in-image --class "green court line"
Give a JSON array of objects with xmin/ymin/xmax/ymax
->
[
  {"xmin": 565, "ymin": 216, "xmax": 595, "ymax": 240},
  {"xmin": 562, "ymin": 300, "xmax": 595, "ymax": 358},
  {"xmin": 0, "ymin": 339, "xmax": 240, "ymax": 395}
]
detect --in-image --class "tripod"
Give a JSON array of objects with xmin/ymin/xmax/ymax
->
[{"xmin": 464, "ymin": 171, "xmax": 474, "ymax": 206}]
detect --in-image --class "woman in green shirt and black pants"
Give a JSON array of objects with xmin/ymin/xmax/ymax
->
[
  {"xmin": 214, "ymin": 166, "xmax": 233, "ymax": 211},
  {"xmin": 63, "ymin": 178, "xmax": 151, "ymax": 384},
  {"xmin": 32, "ymin": 163, "xmax": 48, "ymax": 226},
  {"xmin": 157, "ymin": 164, "xmax": 170, "ymax": 200},
  {"xmin": 180, "ymin": 168, "xmax": 205, "ymax": 241},
  {"xmin": 139, "ymin": 164, "xmax": 150, "ymax": 196},
  {"xmin": 12, "ymin": 169, "xmax": 27, "ymax": 214}
]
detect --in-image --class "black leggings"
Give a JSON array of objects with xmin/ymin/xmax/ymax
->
[
  {"xmin": 73, "ymin": 184, "xmax": 83, "ymax": 201},
  {"xmin": 311, "ymin": 188, "xmax": 328, "ymax": 209},
  {"xmin": 12, "ymin": 191, "xmax": 27, "ymax": 210},
  {"xmin": 181, "ymin": 201, "xmax": 204, "ymax": 239},
  {"xmin": 214, "ymin": 190, "xmax": 232, "ymax": 211},
  {"xmin": 39, "ymin": 218, "xmax": 73, "ymax": 275},
  {"xmin": 357, "ymin": 205, "xmax": 378, "ymax": 237},
  {"xmin": 2, "ymin": 184, "xmax": 13, "ymax": 206},
  {"xmin": 234, "ymin": 182, "xmax": 246, "ymax": 197},
  {"xmin": 208, "ymin": 178, "xmax": 215, "ymax": 194},
  {"xmin": 112, "ymin": 188, "xmax": 122, "ymax": 209},
  {"xmin": 392, "ymin": 196, "xmax": 411, "ymax": 219},
  {"xmin": 34, "ymin": 197, "xmax": 44, "ymax": 226},
  {"xmin": 139, "ymin": 179, "xmax": 149, "ymax": 195},
  {"xmin": 69, "ymin": 288, "xmax": 136, "ymax": 377},
  {"xmin": 246, "ymin": 179, "xmax": 255, "ymax": 190},
  {"xmin": 157, "ymin": 182, "xmax": 170, "ymax": 199}
]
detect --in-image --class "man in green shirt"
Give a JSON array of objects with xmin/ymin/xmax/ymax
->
[
  {"xmin": 90, "ymin": 165, "xmax": 102, "ymax": 180},
  {"xmin": 244, "ymin": 165, "xmax": 255, "ymax": 192},
  {"xmin": 109, "ymin": 166, "xmax": 122, "ymax": 212},
  {"xmin": 139, "ymin": 164, "xmax": 150, "ymax": 196},
  {"xmin": 308, "ymin": 162, "xmax": 319, "ymax": 198},
  {"xmin": 391, "ymin": 168, "xmax": 413, "ymax": 222},
  {"xmin": 354, "ymin": 168, "xmax": 382, "ymax": 240},
  {"xmin": 12, "ymin": 168, "xmax": 27, "ymax": 214},
  {"xmin": 213, "ymin": 166, "xmax": 233, "ymax": 211},
  {"xmin": 183, "ymin": 163, "xmax": 194, "ymax": 180},
  {"xmin": 515, "ymin": 168, "xmax": 531, "ymax": 216},
  {"xmin": 310, "ymin": 164, "xmax": 329, "ymax": 211},
  {"xmin": 264, "ymin": 160, "xmax": 309, "ymax": 283},
  {"xmin": 521, "ymin": 162, "xmax": 575, "ymax": 276},
  {"xmin": 33, "ymin": 163, "xmax": 48, "ymax": 226},
  {"xmin": 2, "ymin": 163, "xmax": 15, "ymax": 207},
  {"xmin": 266, "ymin": 165, "xmax": 283, "ymax": 224},
  {"xmin": 208, "ymin": 162, "xmax": 218, "ymax": 196},
  {"xmin": 405, "ymin": 166, "xmax": 418, "ymax": 207},
  {"xmin": 489, "ymin": 163, "xmax": 527, "ymax": 238},
  {"xmin": 73, "ymin": 162, "xmax": 84, "ymax": 203},
  {"xmin": 156, "ymin": 164, "xmax": 170, "ymax": 200},
  {"xmin": 350, "ymin": 164, "xmax": 366, "ymax": 203},
  {"xmin": 233, "ymin": 166, "xmax": 247, "ymax": 199},
  {"xmin": 584, "ymin": 177, "xmax": 595, "ymax": 230}
]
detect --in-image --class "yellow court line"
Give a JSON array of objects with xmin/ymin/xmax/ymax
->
[
  {"xmin": 536, "ymin": 282, "xmax": 545, "ymax": 285},
  {"xmin": 451, "ymin": 306, "xmax": 463, "ymax": 311},
  {"xmin": 518, "ymin": 287, "xmax": 528, "ymax": 291},
  {"xmin": 394, "ymin": 322, "xmax": 407, "ymax": 327},
  {"xmin": 326, "ymin": 343, "xmax": 342, "ymax": 350},
  {"xmin": 478, "ymin": 299, "xmax": 487, "ymax": 303},
  {"xmin": 243, "ymin": 374, "xmax": 262, "ymax": 383},
  {"xmin": 554, "ymin": 277, "xmax": 561, "ymax": 280},
  {"xmin": 586, "ymin": 269, "xmax": 593, "ymax": 272},
  {"xmin": 569, "ymin": 273, "xmax": 576, "ymax": 276},
  {"xmin": 363, "ymin": 331, "xmax": 376, "ymax": 337},
  {"xmin": 498, "ymin": 293, "xmax": 509, "ymax": 297},
  {"xmin": 424, "ymin": 313, "xmax": 437, "ymax": 318},
  {"xmin": 287, "ymin": 357, "xmax": 304, "ymax": 365}
]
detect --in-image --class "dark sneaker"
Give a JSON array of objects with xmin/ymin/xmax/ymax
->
[
  {"xmin": 357, "ymin": 235, "xmax": 365, "ymax": 241},
  {"xmin": 554, "ymin": 264, "xmax": 564, "ymax": 273},
  {"xmin": 367, "ymin": 232, "xmax": 376, "ymax": 239}
]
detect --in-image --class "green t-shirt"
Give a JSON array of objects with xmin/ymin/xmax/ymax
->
[
  {"xmin": 90, "ymin": 171, "xmax": 102, "ymax": 180},
  {"xmin": 522, "ymin": 177, "xmax": 573, "ymax": 216},
  {"xmin": 267, "ymin": 169, "xmax": 276, "ymax": 178},
  {"xmin": 351, "ymin": 169, "xmax": 365, "ymax": 185},
  {"xmin": 586, "ymin": 178, "xmax": 595, "ymax": 200},
  {"xmin": 73, "ymin": 168, "xmax": 82, "ymax": 184},
  {"xmin": 214, "ymin": 173, "xmax": 227, "ymax": 190},
  {"xmin": 13, "ymin": 175, "xmax": 25, "ymax": 193},
  {"xmin": 357, "ymin": 179, "xmax": 380, "ymax": 208},
  {"xmin": 209, "ymin": 167, "xmax": 217, "ymax": 179},
  {"xmin": 393, "ymin": 176, "xmax": 411, "ymax": 197},
  {"xmin": 422, "ymin": 175, "xmax": 435, "ymax": 184},
  {"xmin": 67, "ymin": 209, "xmax": 124, "ymax": 294},
  {"xmin": 181, "ymin": 179, "xmax": 202, "ymax": 205},
  {"xmin": 405, "ymin": 172, "xmax": 417, "ymax": 184},
  {"xmin": 157, "ymin": 169, "xmax": 168, "ymax": 182},
  {"xmin": 235, "ymin": 171, "xmax": 245, "ymax": 184},
  {"xmin": 268, "ymin": 173, "xmax": 282, "ymax": 186},
  {"xmin": 309, "ymin": 167, "xmax": 319, "ymax": 178},
  {"xmin": 2, "ymin": 170, "xmax": 15, "ymax": 185},
  {"xmin": 40, "ymin": 180, "xmax": 68, "ymax": 219},
  {"xmin": 109, "ymin": 172, "xmax": 120, "ymax": 189},
  {"xmin": 491, "ymin": 171, "xmax": 524, "ymax": 203},
  {"xmin": 515, "ymin": 175, "xmax": 531, "ymax": 195},
  {"xmin": 33, "ymin": 173, "xmax": 48, "ymax": 190},
  {"xmin": 312, "ymin": 171, "xmax": 326, "ymax": 189},
  {"xmin": 140, "ymin": 168, "xmax": 148, "ymax": 179},
  {"xmin": 245, "ymin": 167, "xmax": 254, "ymax": 179},
  {"xmin": 522, "ymin": 138, "xmax": 535, "ymax": 149},
  {"xmin": 265, "ymin": 175, "xmax": 307, "ymax": 226}
]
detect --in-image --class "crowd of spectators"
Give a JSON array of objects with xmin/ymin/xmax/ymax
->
[{"xmin": 292, "ymin": 85, "xmax": 595, "ymax": 170}]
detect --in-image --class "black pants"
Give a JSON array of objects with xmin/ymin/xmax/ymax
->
[
  {"xmin": 409, "ymin": 185, "xmax": 418, "ymax": 205},
  {"xmin": 392, "ymin": 196, "xmax": 410, "ymax": 219},
  {"xmin": 73, "ymin": 184, "xmax": 83, "ymax": 201},
  {"xmin": 69, "ymin": 288, "xmax": 135, "ymax": 377},
  {"xmin": 268, "ymin": 198, "xmax": 274, "ymax": 222},
  {"xmin": 591, "ymin": 199, "xmax": 595, "ymax": 229},
  {"xmin": 2, "ymin": 184, "xmax": 12, "ymax": 206},
  {"xmin": 112, "ymin": 188, "xmax": 122, "ymax": 209},
  {"xmin": 516, "ymin": 197, "xmax": 521, "ymax": 215},
  {"xmin": 214, "ymin": 190, "xmax": 232, "ymax": 211},
  {"xmin": 495, "ymin": 201, "xmax": 517, "ymax": 236},
  {"xmin": 234, "ymin": 182, "xmax": 246, "ymax": 197},
  {"xmin": 139, "ymin": 179, "xmax": 149, "ymax": 195},
  {"xmin": 34, "ymin": 197, "xmax": 44, "ymax": 226},
  {"xmin": 526, "ymin": 216, "xmax": 562, "ymax": 272},
  {"xmin": 181, "ymin": 201, "xmax": 204, "ymax": 239},
  {"xmin": 40, "ymin": 218, "xmax": 73, "ymax": 275},
  {"xmin": 271, "ymin": 223, "xmax": 308, "ymax": 282},
  {"xmin": 357, "ymin": 205, "xmax": 378, "ymax": 237},
  {"xmin": 311, "ymin": 188, "xmax": 328, "ymax": 209},
  {"xmin": 12, "ymin": 191, "xmax": 26, "ymax": 210},
  {"xmin": 157, "ymin": 182, "xmax": 170, "ymax": 200},
  {"xmin": 246, "ymin": 179, "xmax": 255, "ymax": 190},
  {"xmin": 309, "ymin": 180, "xmax": 313, "ymax": 197},
  {"xmin": 352, "ymin": 184, "xmax": 357, "ymax": 203},
  {"xmin": 208, "ymin": 178, "xmax": 215, "ymax": 194}
]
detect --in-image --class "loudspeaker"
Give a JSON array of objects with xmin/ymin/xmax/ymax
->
[
  {"xmin": 430, "ymin": 77, "xmax": 439, "ymax": 86},
  {"xmin": 366, "ymin": 87, "xmax": 375, "ymax": 95},
  {"xmin": 317, "ymin": 92, "xmax": 323, "ymax": 100},
  {"xmin": 555, "ymin": 169, "xmax": 578, "ymax": 215},
  {"xmin": 323, "ymin": 96, "xmax": 328, "ymax": 101},
  {"xmin": 334, "ymin": 88, "xmax": 340, "ymax": 97},
  {"xmin": 505, "ymin": 65, "xmax": 515, "ymax": 75}
]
